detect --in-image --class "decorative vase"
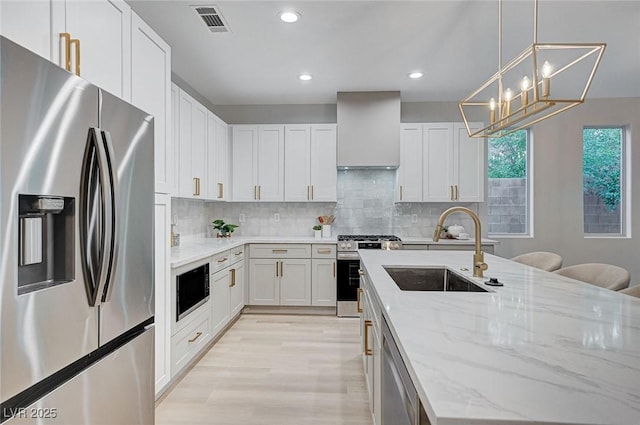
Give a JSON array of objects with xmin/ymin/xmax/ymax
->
[
  {"xmin": 322, "ymin": 225, "xmax": 331, "ymax": 238},
  {"xmin": 314, "ymin": 230, "xmax": 322, "ymax": 239}
]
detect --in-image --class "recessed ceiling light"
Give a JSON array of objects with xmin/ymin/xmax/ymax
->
[
  {"xmin": 408, "ymin": 72, "xmax": 424, "ymax": 79},
  {"xmin": 298, "ymin": 73, "xmax": 312, "ymax": 81},
  {"xmin": 279, "ymin": 11, "xmax": 300, "ymax": 23}
]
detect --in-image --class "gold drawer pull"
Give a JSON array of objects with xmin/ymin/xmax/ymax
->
[
  {"xmin": 234, "ymin": 251, "xmax": 243, "ymax": 256},
  {"xmin": 317, "ymin": 248, "xmax": 332, "ymax": 254},
  {"xmin": 188, "ymin": 332, "xmax": 203, "ymax": 343},
  {"xmin": 229, "ymin": 268, "xmax": 236, "ymax": 287},
  {"xmin": 364, "ymin": 320, "xmax": 373, "ymax": 356},
  {"xmin": 357, "ymin": 288, "xmax": 363, "ymax": 313},
  {"xmin": 218, "ymin": 183, "xmax": 223, "ymax": 199},
  {"xmin": 60, "ymin": 33, "xmax": 72, "ymax": 71},
  {"xmin": 272, "ymin": 249, "xmax": 288, "ymax": 253},
  {"xmin": 217, "ymin": 257, "xmax": 228, "ymax": 263},
  {"xmin": 70, "ymin": 38, "xmax": 80, "ymax": 76}
]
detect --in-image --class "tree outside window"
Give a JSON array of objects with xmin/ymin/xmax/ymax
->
[
  {"xmin": 583, "ymin": 127, "xmax": 624, "ymax": 235},
  {"xmin": 488, "ymin": 130, "xmax": 529, "ymax": 235}
]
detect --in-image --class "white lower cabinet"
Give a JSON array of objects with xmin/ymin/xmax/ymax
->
[
  {"xmin": 154, "ymin": 194, "xmax": 171, "ymax": 395},
  {"xmin": 210, "ymin": 267, "xmax": 231, "ymax": 336},
  {"xmin": 360, "ymin": 267, "xmax": 382, "ymax": 425},
  {"xmin": 170, "ymin": 306, "xmax": 211, "ymax": 377},
  {"xmin": 279, "ymin": 259, "xmax": 312, "ymax": 305},
  {"xmin": 249, "ymin": 244, "xmax": 334, "ymax": 307},
  {"xmin": 229, "ymin": 259, "xmax": 245, "ymax": 316}
]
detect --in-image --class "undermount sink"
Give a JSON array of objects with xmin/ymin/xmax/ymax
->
[{"xmin": 384, "ymin": 267, "xmax": 489, "ymax": 292}]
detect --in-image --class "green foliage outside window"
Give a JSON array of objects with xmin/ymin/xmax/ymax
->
[
  {"xmin": 488, "ymin": 130, "xmax": 527, "ymax": 178},
  {"xmin": 583, "ymin": 128, "xmax": 622, "ymax": 211}
]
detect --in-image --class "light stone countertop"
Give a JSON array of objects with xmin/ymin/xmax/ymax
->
[
  {"xmin": 400, "ymin": 237, "xmax": 499, "ymax": 245},
  {"xmin": 359, "ymin": 249, "xmax": 640, "ymax": 425},
  {"xmin": 170, "ymin": 236, "xmax": 337, "ymax": 268}
]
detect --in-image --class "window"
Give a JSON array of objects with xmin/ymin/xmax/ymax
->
[
  {"xmin": 487, "ymin": 130, "xmax": 530, "ymax": 236},
  {"xmin": 583, "ymin": 127, "xmax": 627, "ymax": 236}
]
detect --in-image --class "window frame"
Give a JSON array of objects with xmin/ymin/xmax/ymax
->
[
  {"xmin": 487, "ymin": 129, "xmax": 533, "ymax": 238},
  {"xmin": 582, "ymin": 125, "xmax": 631, "ymax": 238}
]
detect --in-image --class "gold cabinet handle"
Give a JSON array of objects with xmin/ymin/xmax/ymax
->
[
  {"xmin": 254, "ymin": 185, "xmax": 257, "ymax": 200},
  {"xmin": 357, "ymin": 288, "xmax": 363, "ymax": 313},
  {"xmin": 193, "ymin": 177, "xmax": 199, "ymax": 196},
  {"xmin": 258, "ymin": 185, "xmax": 261, "ymax": 200},
  {"xmin": 234, "ymin": 251, "xmax": 243, "ymax": 256},
  {"xmin": 333, "ymin": 261, "xmax": 336, "ymax": 278},
  {"xmin": 60, "ymin": 33, "xmax": 72, "ymax": 71},
  {"xmin": 279, "ymin": 261, "xmax": 283, "ymax": 277},
  {"xmin": 455, "ymin": 184, "xmax": 459, "ymax": 200},
  {"xmin": 188, "ymin": 331, "xmax": 203, "ymax": 343},
  {"xmin": 307, "ymin": 185, "xmax": 310, "ymax": 200},
  {"xmin": 364, "ymin": 320, "xmax": 373, "ymax": 356},
  {"xmin": 229, "ymin": 268, "xmax": 236, "ymax": 287},
  {"xmin": 218, "ymin": 182, "xmax": 223, "ymax": 199},
  {"xmin": 217, "ymin": 257, "xmax": 228, "ymax": 263},
  {"xmin": 317, "ymin": 248, "xmax": 332, "ymax": 254},
  {"xmin": 70, "ymin": 38, "xmax": 80, "ymax": 76},
  {"xmin": 450, "ymin": 185, "xmax": 454, "ymax": 201},
  {"xmin": 400, "ymin": 185, "xmax": 403, "ymax": 201},
  {"xmin": 311, "ymin": 185, "xmax": 314, "ymax": 200},
  {"xmin": 275, "ymin": 261, "xmax": 279, "ymax": 277},
  {"xmin": 272, "ymin": 249, "xmax": 288, "ymax": 254}
]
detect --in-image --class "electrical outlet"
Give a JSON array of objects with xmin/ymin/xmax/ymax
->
[
  {"xmin": 411, "ymin": 214, "xmax": 418, "ymax": 223},
  {"xmin": 238, "ymin": 214, "xmax": 245, "ymax": 223},
  {"xmin": 274, "ymin": 213, "xmax": 280, "ymax": 222}
]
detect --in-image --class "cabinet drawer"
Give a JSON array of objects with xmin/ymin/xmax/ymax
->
[
  {"xmin": 171, "ymin": 309, "xmax": 211, "ymax": 376},
  {"xmin": 229, "ymin": 245, "xmax": 245, "ymax": 265},
  {"xmin": 211, "ymin": 249, "xmax": 231, "ymax": 273},
  {"xmin": 250, "ymin": 244, "xmax": 311, "ymax": 259},
  {"xmin": 311, "ymin": 244, "xmax": 336, "ymax": 258}
]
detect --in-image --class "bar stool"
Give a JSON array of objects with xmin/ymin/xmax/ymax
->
[
  {"xmin": 553, "ymin": 263, "xmax": 630, "ymax": 291},
  {"xmin": 619, "ymin": 285, "xmax": 640, "ymax": 298},
  {"xmin": 510, "ymin": 251, "xmax": 563, "ymax": 272}
]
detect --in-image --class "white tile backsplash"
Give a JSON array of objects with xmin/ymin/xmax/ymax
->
[{"xmin": 172, "ymin": 169, "xmax": 482, "ymax": 238}]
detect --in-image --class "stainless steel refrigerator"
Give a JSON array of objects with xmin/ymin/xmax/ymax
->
[{"xmin": 0, "ymin": 36, "xmax": 155, "ymax": 424}]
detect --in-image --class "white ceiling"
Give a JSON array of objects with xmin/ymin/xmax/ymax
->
[{"xmin": 128, "ymin": 0, "xmax": 640, "ymax": 105}]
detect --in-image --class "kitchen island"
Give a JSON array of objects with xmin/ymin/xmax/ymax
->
[{"xmin": 359, "ymin": 250, "xmax": 640, "ymax": 425}]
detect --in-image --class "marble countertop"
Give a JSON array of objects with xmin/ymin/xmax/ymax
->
[
  {"xmin": 359, "ymin": 250, "xmax": 640, "ymax": 425},
  {"xmin": 171, "ymin": 236, "xmax": 337, "ymax": 268},
  {"xmin": 400, "ymin": 237, "xmax": 499, "ymax": 245}
]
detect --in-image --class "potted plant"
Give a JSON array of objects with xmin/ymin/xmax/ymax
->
[
  {"xmin": 211, "ymin": 219, "xmax": 238, "ymax": 238},
  {"xmin": 313, "ymin": 225, "xmax": 322, "ymax": 239}
]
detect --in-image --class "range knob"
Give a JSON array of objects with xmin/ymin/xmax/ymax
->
[
  {"xmin": 392, "ymin": 243, "xmax": 399, "ymax": 249},
  {"xmin": 340, "ymin": 243, "xmax": 346, "ymax": 249},
  {"xmin": 346, "ymin": 243, "xmax": 352, "ymax": 249}
]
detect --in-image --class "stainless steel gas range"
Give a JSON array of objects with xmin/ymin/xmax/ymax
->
[{"xmin": 336, "ymin": 235, "xmax": 402, "ymax": 317}]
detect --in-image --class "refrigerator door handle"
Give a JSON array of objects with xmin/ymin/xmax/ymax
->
[
  {"xmin": 99, "ymin": 130, "xmax": 119, "ymax": 303},
  {"xmin": 80, "ymin": 128, "xmax": 117, "ymax": 306}
]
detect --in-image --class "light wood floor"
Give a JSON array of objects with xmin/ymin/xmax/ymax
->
[{"xmin": 155, "ymin": 314, "xmax": 373, "ymax": 425}]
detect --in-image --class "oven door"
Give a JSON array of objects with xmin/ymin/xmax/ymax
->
[{"xmin": 336, "ymin": 253, "xmax": 361, "ymax": 317}]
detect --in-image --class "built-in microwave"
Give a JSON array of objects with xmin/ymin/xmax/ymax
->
[{"xmin": 176, "ymin": 263, "xmax": 210, "ymax": 321}]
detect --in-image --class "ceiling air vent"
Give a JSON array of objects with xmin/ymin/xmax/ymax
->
[{"xmin": 192, "ymin": 5, "xmax": 230, "ymax": 33}]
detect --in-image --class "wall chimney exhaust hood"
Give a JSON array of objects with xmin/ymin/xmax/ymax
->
[{"xmin": 336, "ymin": 91, "xmax": 400, "ymax": 169}]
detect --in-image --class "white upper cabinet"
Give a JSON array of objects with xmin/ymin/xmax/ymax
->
[
  {"xmin": 206, "ymin": 112, "xmax": 229, "ymax": 201},
  {"xmin": 231, "ymin": 125, "xmax": 284, "ymax": 201},
  {"xmin": 284, "ymin": 125, "xmax": 311, "ymax": 201},
  {"xmin": 398, "ymin": 122, "xmax": 484, "ymax": 203},
  {"xmin": 177, "ymin": 90, "xmax": 207, "ymax": 198},
  {"xmin": 171, "ymin": 83, "xmax": 181, "ymax": 197},
  {"xmin": 0, "ymin": 0, "xmax": 65, "ymax": 61},
  {"xmin": 131, "ymin": 12, "xmax": 171, "ymax": 194},
  {"xmin": 309, "ymin": 124, "xmax": 337, "ymax": 202},
  {"xmin": 423, "ymin": 123, "xmax": 455, "ymax": 202},
  {"xmin": 398, "ymin": 124, "xmax": 424, "ymax": 202},
  {"xmin": 453, "ymin": 123, "xmax": 485, "ymax": 202},
  {"xmin": 231, "ymin": 125, "xmax": 258, "ymax": 201},
  {"xmin": 1, "ymin": 0, "xmax": 131, "ymax": 100},
  {"xmin": 64, "ymin": 0, "xmax": 132, "ymax": 100}
]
